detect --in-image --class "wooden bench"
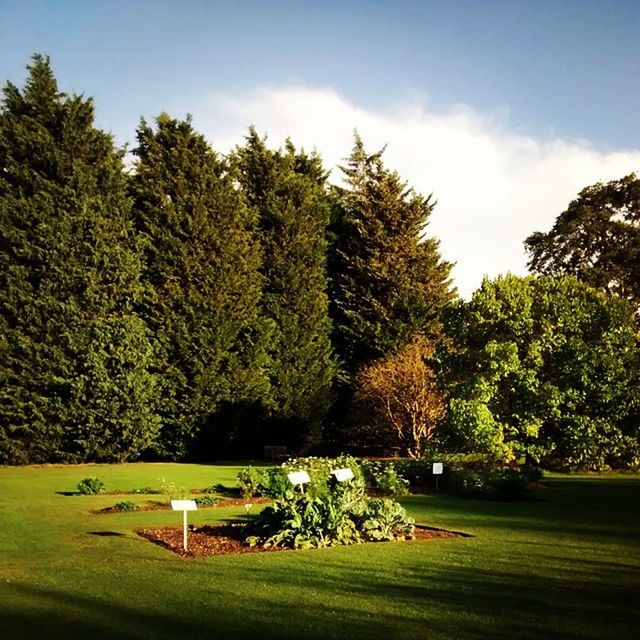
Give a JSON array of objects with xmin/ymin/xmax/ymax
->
[{"xmin": 264, "ymin": 445, "xmax": 287, "ymax": 461}]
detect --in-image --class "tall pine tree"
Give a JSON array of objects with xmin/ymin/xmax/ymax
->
[
  {"xmin": 130, "ymin": 115, "xmax": 270, "ymax": 458},
  {"xmin": 0, "ymin": 55, "xmax": 158, "ymax": 463},
  {"xmin": 329, "ymin": 135, "xmax": 454, "ymax": 375},
  {"xmin": 234, "ymin": 130, "xmax": 336, "ymax": 450}
]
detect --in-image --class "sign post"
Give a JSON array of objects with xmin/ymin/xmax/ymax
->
[
  {"xmin": 170, "ymin": 499, "xmax": 198, "ymax": 551},
  {"xmin": 287, "ymin": 470, "xmax": 311, "ymax": 494},
  {"xmin": 331, "ymin": 468, "xmax": 355, "ymax": 482},
  {"xmin": 432, "ymin": 462, "xmax": 444, "ymax": 491}
]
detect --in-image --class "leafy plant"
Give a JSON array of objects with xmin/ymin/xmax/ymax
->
[
  {"xmin": 113, "ymin": 501, "xmax": 138, "ymax": 512},
  {"xmin": 360, "ymin": 460, "xmax": 409, "ymax": 496},
  {"xmin": 76, "ymin": 478, "xmax": 105, "ymax": 495},
  {"xmin": 359, "ymin": 498, "xmax": 415, "ymax": 541},
  {"xmin": 132, "ymin": 487, "xmax": 159, "ymax": 495},
  {"xmin": 203, "ymin": 483, "xmax": 226, "ymax": 494},
  {"xmin": 159, "ymin": 478, "xmax": 189, "ymax": 502},
  {"xmin": 194, "ymin": 495, "xmax": 220, "ymax": 507},
  {"xmin": 236, "ymin": 466, "xmax": 263, "ymax": 498}
]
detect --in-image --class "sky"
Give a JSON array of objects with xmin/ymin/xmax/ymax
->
[{"xmin": 1, "ymin": 0, "xmax": 639, "ymax": 297}]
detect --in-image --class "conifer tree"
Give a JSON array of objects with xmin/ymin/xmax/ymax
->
[
  {"xmin": 329, "ymin": 135, "xmax": 454, "ymax": 375},
  {"xmin": 0, "ymin": 55, "xmax": 159, "ymax": 463},
  {"xmin": 130, "ymin": 115, "xmax": 270, "ymax": 458},
  {"xmin": 233, "ymin": 130, "xmax": 336, "ymax": 449}
]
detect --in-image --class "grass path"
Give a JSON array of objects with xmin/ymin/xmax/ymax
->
[{"xmin": 1, "ymin": 464, "xmax": 638, "ymax": 639}]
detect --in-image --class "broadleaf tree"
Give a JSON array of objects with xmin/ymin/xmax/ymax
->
[
  {"xmin": 525, "ymin": 174, "xmax": 640, "ymax": 316},
  {"xmin": 441, "ymin": 274, "xmax": 640, "ymax": 469}
]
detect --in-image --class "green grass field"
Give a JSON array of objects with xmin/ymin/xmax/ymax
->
[{"xmin": 1, "ymin": 463, "xmax": 638, "ymax": 640}]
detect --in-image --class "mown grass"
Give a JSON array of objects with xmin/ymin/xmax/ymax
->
[{"xmin": 0, "ymin": 463, "xmax": 638, "ymax": 639}]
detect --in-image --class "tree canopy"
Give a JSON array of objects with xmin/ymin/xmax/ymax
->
[
  {"xmin": 233, "ymin": 129, "xmax": 336, "ymax": 450},
  {"xmin": 441, "ymin": 274, "xmax": 640, "ymax": 469},
  {"xmin": 329, "ymin": 135, "xmax": 454, "ymax": 375},
  {"xmin": 525, "ymin": 174, "xmax": 640, "ymax": 316},
  {"xmin": 130, "ymin": 115, "xmax": 270, "ymax": 458},
  {"xmin": 0, "ymin": 55, "xmax": 158, "ymax": 463}
]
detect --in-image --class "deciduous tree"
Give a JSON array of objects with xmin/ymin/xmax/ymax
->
[
  {"xmin": 354, "ymin": 336, "xmax": 445, "ymax": 458},
  {"xmin": 525, "ymin": 174, "xmax": 640, "ymax": 316}
]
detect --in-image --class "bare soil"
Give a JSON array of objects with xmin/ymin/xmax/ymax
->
[{"xmin": 137, "ymin": 524, "xmax": 469, "ymax": 558}]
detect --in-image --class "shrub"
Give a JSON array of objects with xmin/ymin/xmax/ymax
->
[
  {"xmin": 159, "ymin": 478, "xmax": 189, "ymax": 502},
  {"xmin": 203, "ymin": 483, "xmax": 226, "ymax": 494},
  {"xmin": 132, "ymin": 487, "xmax": 159, "ymax": 494},
  {"xmin": 195, "ymin": 495, "xmax": 220, "ymax": 507},
  {"xmin": 520, "ymin": 467, "xmax": 544, "ymax": 483},
  {"xmin": 359, "ymin": 498, "xmax": 415, "ymax": 541},
  {"xmin": 360, "ymin": 460, "xmax": 409, "ymax": 496},
  {"xmin": 113, "ymin": 501, "xmax": 138, "ymax": 512},
  {"xmin": 446, "ymin": 468, "xmax": 530, "ymax": 501},
  {"xmin": 491, "ymin": 469, "xmax": 530, "ymax": 501},
  {"xmin": 236, "ymin": 456, "xmax": 365, "ymax": 500},
  {"xmin": 76, "ymin": 478, "xmax": 105, "ymax": 495},
  {"xmin": 236, "ymin": 466, "xmax": 263, "ymax": 498}
]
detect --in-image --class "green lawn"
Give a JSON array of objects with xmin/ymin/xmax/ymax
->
[{"xmin": 0, "ymin": 463, "xmax": 638, "ymax": 640}]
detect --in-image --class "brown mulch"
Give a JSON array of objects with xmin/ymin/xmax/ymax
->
[
  {"xmin": 137, "ymin": 524, "xmax": 469, "ymax": 558},
  {"xmin": 95, "ymin": 497, "xmax": 270, "ymax": 514}
]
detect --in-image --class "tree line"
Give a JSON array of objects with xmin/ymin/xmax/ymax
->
[{"xmin": 1, "ymin": 55, "xmax": 639, "ymax": 469}]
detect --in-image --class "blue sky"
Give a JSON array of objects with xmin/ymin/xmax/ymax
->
[{"xmin": 1, "ymin": 0, "xmax": 639, "ymax": 295}]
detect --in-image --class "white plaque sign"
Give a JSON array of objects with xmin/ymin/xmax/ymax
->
[
  {"xmin": 171, "ymin": 499, "xmax": 198, "ymax": 511},
  {"xmin": 432, "ymin": 463, "xmax": 444, "ymax": 475},
  {"xmin": 331, "ymin": 468, "xmax": 354, "ymax": 482},
  {"xmin": 171, "ymin": 499, "xmax": 197, "ymax": 551},
  {"xmin": 287, "ymin": 470, "xmax": 311, "ymax": 486}
]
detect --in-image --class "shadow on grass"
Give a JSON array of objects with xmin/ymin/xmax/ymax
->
[{"xmin": 3, "ymin": 552, "xmax": 638, "ymax": 640}]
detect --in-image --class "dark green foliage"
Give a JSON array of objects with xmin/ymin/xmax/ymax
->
[
  {"xmin": 525, "ymin": 174, "xmax": 640, "ymax": 316},
  {"xmin": 233, "ymin": 130, "xmax": 336, "ymax": 450},
  {"xmin": 0, "ymin": 55, "xmax": 158, "ymax": 463},
  {"xmin": 441, "ymin": 274, "xmax": 640, "ymax": 469},
  {"xmin": 328, "ymin": 135, "xmax": 454, "ymax": 374},
  {"xmin": 76, "ymin": 477, "xmax": 105, "ymax": 495},
  {"xmin": 194, "ymin": 495, "xmax": 219, "ymax": 507},
  {"xmin": 130, "ymin": 115, "xmax": 270, "ymax": 458},
  {"xmin": 446, "ymin": 469, "xmax": 530, "ymax": 501},
  {"xmin": 132, "ymin": 487, "xmax": 159, "ymax": 495},
  {"xmin": 112, "ymin": 500, "xmax": 138, "ymax": 512}
]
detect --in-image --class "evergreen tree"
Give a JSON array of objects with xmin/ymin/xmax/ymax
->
[
  {"xmin": 329, "ymin": 135, "xmax": 454, "ymax": 375},
  {"xmin": 0, "ymin": 55, "xmax": 158, "ymax": 463},
  {"xmin": 233, "ymin": 130, "xmax": 336, "ymax": 450},
  {"xmin": 130, "ymin": 115, "xmax": 270, "ymax": 458}
]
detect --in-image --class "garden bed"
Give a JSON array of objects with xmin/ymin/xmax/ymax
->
[
  {"xmin": 137, "ymin": 523, "xmax": 469, "ymax": 558},
  {"xmin": 94, "ymin": 497, "xmax": 270, "ymax": 514}
]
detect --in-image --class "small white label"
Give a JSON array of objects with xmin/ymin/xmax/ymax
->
[
  {"xmin": 171, "ymin": 499, "xmax": 198, "ymax": 511},
  {"xmin": 287, "ymin": 470, "xmax": 311, "ymax": 486},
  {"xmin": 432, "ymin": 463, "xmax": 444, "ymax": 475},
  {"xmin": 331, "ymin": 468, "xmax": 355, "ymax": 482}
]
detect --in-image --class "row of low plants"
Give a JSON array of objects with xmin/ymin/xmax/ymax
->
[
  {"xmin": 74, "ymin": 477, "xmax": 224, "ymax": 511},
  {"xmin": 237, "ymin": 454, "xmax": 543, "ymax": 503}
]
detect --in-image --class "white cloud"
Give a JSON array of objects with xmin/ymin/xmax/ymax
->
[{"xmin": 194, "ymin": 87, "xmax": 640, "ymax": 298}]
